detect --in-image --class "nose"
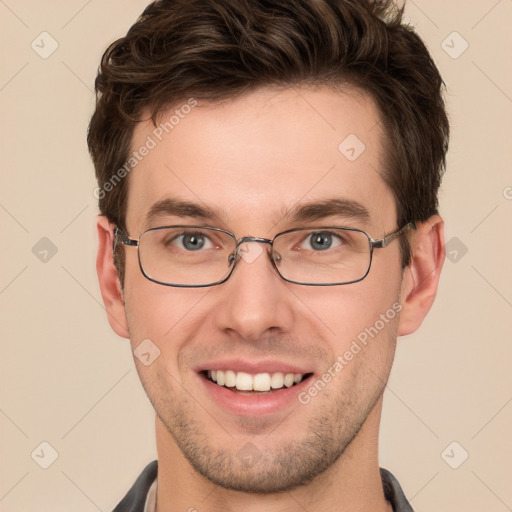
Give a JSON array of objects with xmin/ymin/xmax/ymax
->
[{"xmin": 213, "ymin": 241, "xmax": 295, "ymax": 342}]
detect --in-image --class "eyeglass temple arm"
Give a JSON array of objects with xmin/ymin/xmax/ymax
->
[
  {"xmin": 113, "ymin": 227, "xmax": 138, "ymax": 256},
  {"xmin": 371, "ymin": 222, "xmax": 416, "ymax": 249}
]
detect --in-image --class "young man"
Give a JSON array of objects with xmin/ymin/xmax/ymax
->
[{"xmin": 88, "ymin": 0, "xmax": 449, "ymax": 510}]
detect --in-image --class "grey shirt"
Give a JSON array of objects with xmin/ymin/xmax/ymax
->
[{"xmin": 113, "ymin": 461, "xmax": 414, "ymax": 512}]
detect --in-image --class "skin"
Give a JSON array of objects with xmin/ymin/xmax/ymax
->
[{"xmin": 96, "ymin": 86, "xmax": 445, "ymax": 512}]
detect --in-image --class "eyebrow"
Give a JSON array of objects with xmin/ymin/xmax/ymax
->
[
  {"xmin": 144, "ymin": 198, "xmax": 220, "ymax": 228},
  {"xmin": 143, "ymin": 196, "xmax": 371, "ymax": 229},
  {"xmin": 284, "ymin": 198, "xmax": 371, "ymax": 225}
]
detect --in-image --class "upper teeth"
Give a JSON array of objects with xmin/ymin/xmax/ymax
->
[{"xmin": 207, "ymin": 370, "xmax": 305, "ymax": 391}]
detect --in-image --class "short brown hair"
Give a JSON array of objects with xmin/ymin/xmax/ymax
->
[{"xmin": 88, "ymin": 0, "xmax": 449, "ymax": 280}]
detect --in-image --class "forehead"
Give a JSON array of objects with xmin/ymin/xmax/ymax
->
[{"xmin": 126, "ymin": 86, "xmax": 395, "ymax": 234}]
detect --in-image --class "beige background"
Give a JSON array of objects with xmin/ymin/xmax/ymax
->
[{"xmin": 1, "ymin": 1, "xmax": 511, "ymax": 510}]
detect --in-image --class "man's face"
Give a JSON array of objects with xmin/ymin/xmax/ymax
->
[{"xmin": 122, "ymin": 86, "xmax": 404, "ymax": 492}]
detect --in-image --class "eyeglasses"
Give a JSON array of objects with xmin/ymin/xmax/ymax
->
[{"xmin": 113, "ymin": 223, "xmax": 415, "ymax": 287}]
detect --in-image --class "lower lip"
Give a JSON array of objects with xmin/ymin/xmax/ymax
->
[{"xmin": 198, "ymin": 373, "xmax": 314, "ymax": 416}]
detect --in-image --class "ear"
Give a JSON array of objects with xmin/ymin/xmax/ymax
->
[
  {"xmin": 398, "ymin": 215, "xmax": 445, "ymax": 336},
  {"xmin": 96, "ymin": 216, "xmax": 130, "ymax": 338}
]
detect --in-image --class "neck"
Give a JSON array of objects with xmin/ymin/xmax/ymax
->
[{"xmin": 154, "ymin": 396, "xmax": 392, "ymax": 512}]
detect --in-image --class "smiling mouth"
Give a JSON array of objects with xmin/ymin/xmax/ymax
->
[{"xmin": 203, "ymin": 370, "xmax": 314, "ymax": 394}]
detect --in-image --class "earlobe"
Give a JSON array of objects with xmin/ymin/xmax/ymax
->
[
  {"xmin": 96, "ymin": 216, "xmax": 130, "ymax": 338},
  {"xmin": 398, "ymin": 215, "xmax": 445, "ymax": 336}
]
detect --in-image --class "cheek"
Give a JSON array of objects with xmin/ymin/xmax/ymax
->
[
  {"xmin": 122, "ymin": 260, "xmax": 209, "ymax": 359},
  {"xmin": 291, "ymin": 265, "xmax": 402, "ymax": 395},
  {"xmin": 293, "ymin": 269, "xmax": 402, "ymax": 350}
]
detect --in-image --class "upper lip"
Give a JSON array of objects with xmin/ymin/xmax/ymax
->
[{"xmin": 195, "ymin": 359, "xmax": 313, "ymax": 375}]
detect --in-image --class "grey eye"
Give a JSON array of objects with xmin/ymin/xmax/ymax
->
[
  {"xmin": 165, "ymin": 231, "xmax": 213, "ymax": 251},
  {"xmin": 180, "ymin": 233, "xmax": 207, "ymax": 251},
  {"xmin": 307, "ymin": 232, "xmax": 338, "ymax": 251}
]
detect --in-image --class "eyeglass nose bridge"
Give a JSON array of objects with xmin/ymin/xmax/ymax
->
[
  {"xmin": 237, "ymin": 235, "xmax": 273, "ymax": 246},
  {"xmin": 231, "ymin": 235, "xmax": 283, "ymax": 266}
]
